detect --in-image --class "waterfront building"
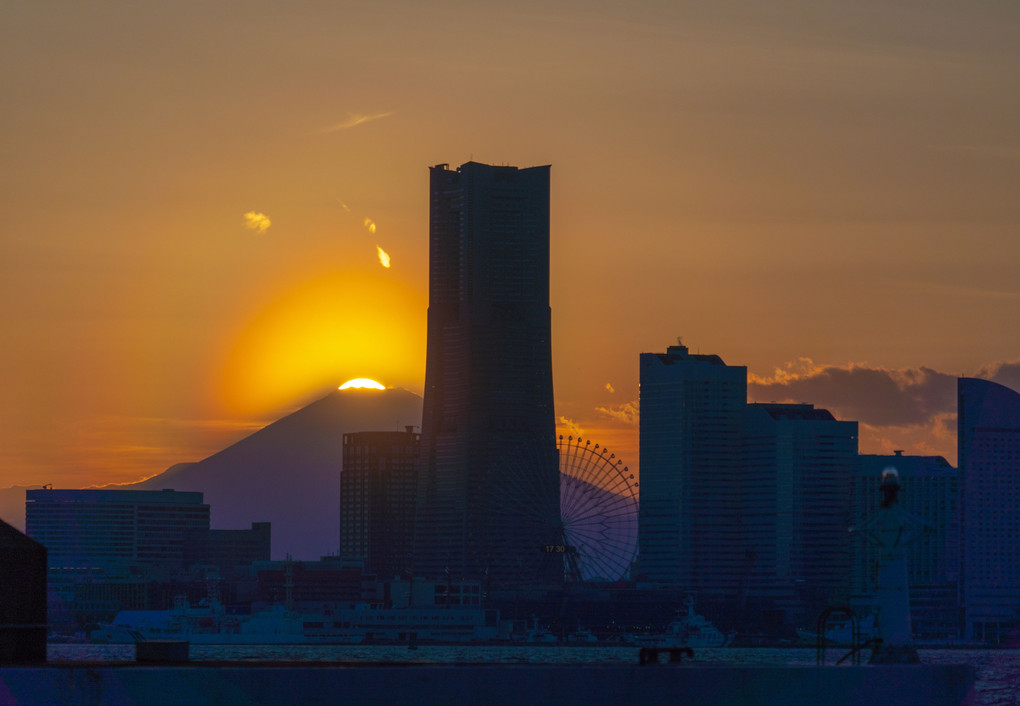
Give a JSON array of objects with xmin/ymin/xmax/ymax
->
[
  {"xmin": 25, "ymin": 489, "xmax": 269, "ymax": 626},
  {"xmin": 958, "ymin": 377, "xmax": 1020, "ymax": 644},
  {"xmin": 743, "ymin": 403, "xmax": 858, "ymax": 625},
  {"xmin": 341, "ymin": 429, "xmax": 420, "ymax": 579},
  {"xmin": 26, "ymin": 489, "xmax": 210, "ymax": 573},
  {"xmin": 637, "ymin": 342, "xmax": 746, "ymax": 593},
  {"xmin": 854, "ymin": 452, "xmax": 960, "ymax": 641},
  {"xmin": 415, "ymin": 162, "xmax": 560, "ymax": 586}
]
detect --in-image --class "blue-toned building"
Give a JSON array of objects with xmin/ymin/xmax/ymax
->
[
  {"xmin": 638, "ymin": 343, "xmax": 746, "ymax": 592},
  {"xmin": 958, "ymin": 377, "xmax": 1020, "ymax": 644},
  {"xmin": 415, "ymin": 162, "xmax": 560, "ymax": 586},
  {"xmin": 743, "ymin": 403, "xmax": 858, "ymax": 625}
]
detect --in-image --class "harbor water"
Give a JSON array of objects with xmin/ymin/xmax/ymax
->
[{"xmin": 45, "ymin": 644, "xmax": 1017, "ymax": 705}]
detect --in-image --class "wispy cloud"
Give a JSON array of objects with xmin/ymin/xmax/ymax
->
[
  {"xmin": 558, "ymin": 416, "xmax": 585, "ymax": 437},
  {"xmin": 320, "ymin": 111, "xmax": 394, "ymax": 134},
  {"xmin": 376, "ymin": 245, "xmax": 391, "ymax": 268},
  {"xmin": 605, "ymin": 382, "xmax": 616, "ymax": 394},
  {"xmin": 243, "ymin": 211, "xmax": 272, "ymax": 233},
  {"xmin": 363, "ymin": 218, "xmax": 377, "ymax": 234},
  {"xmin": 596, "ymin": 400, "xmax": 639, "ymax": 426}
]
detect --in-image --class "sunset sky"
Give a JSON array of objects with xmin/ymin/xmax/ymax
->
[{"xmin": 3, "ymin": 1, "xmax": 1019, "ymax": 490}]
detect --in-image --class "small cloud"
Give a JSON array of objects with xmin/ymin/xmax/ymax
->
[
  {"xmin": 243, "ymin": 211, "xmax": 272, "ymax": 233},
  {"xmin": 320, "ymin": 111, "xmax": 394, "ymax": 134},
  {"xmin": 748, "ymin": 357, "xmax": 823, "ymax": 386},
  {"xmin": 605, "ymin": 382, "xmax": 615, "ymax": 394},
  {"xmin": 596, "ymin": 401, "xmax": 639, "ymax": 426},
  {"xmin": 339, "ymin": 202, "xmax": 351, "ymax": 213},
  {"xmin": 558, "ymin": 416, "xmax": 585, "ymax": 437},
  {"xmin": 363, "ymin": 218, "xmax": 377, "ymax": 234},
  {"xmin": 376, "ymin": 246, "xmax": 391, "ymax": 268}
]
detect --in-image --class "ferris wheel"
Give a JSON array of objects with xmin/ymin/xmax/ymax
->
[{"xmin": 557, "ymin": 435, "xmax": 639, "ymax": 582}]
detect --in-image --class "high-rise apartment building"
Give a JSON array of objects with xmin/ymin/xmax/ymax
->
[
  {"xmin": 341, "ymin": 429, "xmax": 420, "ymax": 579},
  {"xmin": 743, "ymin": 403, "xmax": 858, "ymax": 624},
  {"xmin": 415, "ymin": 162, "xmax": 560, "ymax": 586},
  {"xmin": 638, "ymin": 343, "xmax": 746, "ymax": 592},
  {"xmin": 958, "ymin": 377, "xmax": 1020, "ymax": 643}
]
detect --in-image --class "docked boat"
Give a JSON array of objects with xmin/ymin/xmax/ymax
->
[
  {"xmin": 91, "ymin": 597, "xmax": 509, "ymax": 645},
  {"xmin": 631, "ymin": 596, "xmax": 734, "ymax": 648}
]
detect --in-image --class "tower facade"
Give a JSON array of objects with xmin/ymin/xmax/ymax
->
[
  {"xmin": 958, "ymin": 377, "xmax": 1020, "ymax": 643},
  {"xmin": 415, "ymin": 162, "xmax": 560, "ymax": 586},
  {"xmin": 341, "ymin": 429, "xmax": 420, "ymax": 579},
  {"xmin": 638, "ymin": 343, "xmax": 746, "ymax": 591},
  {"xmin": 743, "ymin": 403, "xmax": 858, "ymax": 624}
]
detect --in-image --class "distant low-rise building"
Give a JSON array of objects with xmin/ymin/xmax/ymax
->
[
  {"xmin": 25, "ymin": 489, "xmax": 269, "ymax": 627},
  {"xmin": 26, "ymin": 488, "xmax": 210, "ymax": 575}
]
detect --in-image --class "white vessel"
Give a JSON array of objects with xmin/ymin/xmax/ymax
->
[{"xmin": 91, "ymin": 597, "xmax": 509, "ymax": 645}]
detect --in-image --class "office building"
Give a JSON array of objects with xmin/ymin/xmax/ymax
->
[
  {"xmin": 26, "ymin": 488, "xmax": 210, "ymax": 572},
  {"xmin": 958, "ymin": 377, "xmax": 1020, "ymax": 643},
  {"xmin": 637, "ymin": 342, "xmax": 746, "ymax": 592},
  {"xmin": 26, "ymin": 489, "xmax": 270, "ymax": 624},
  {"xmin": 341, "ymin": 429, "xmax": 420, "ymax": 579},
  {"xmin": 415, "ymin": 162, "xmax": 560, "ymax": 586},
  {"xmin": 743, "ymin": 403, "xmax": 858, "ymax": 625}
]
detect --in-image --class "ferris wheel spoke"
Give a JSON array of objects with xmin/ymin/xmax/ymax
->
[{"xmin": 555, "ymin": 436, "xmax": 639, "ymax": 583}]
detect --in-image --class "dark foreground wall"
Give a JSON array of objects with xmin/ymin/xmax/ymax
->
[
  {"xmin": 0, "ymin": 518, "xmax": 47, "ymax": 664},
  {"xmin": 0, "ymin": 664, "xmax": 975, "ymax": 706}
]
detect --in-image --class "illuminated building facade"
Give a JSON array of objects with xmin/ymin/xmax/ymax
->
[{"xmin": 415, "ymin": 161, "xmax": 560, "ymax": 586}]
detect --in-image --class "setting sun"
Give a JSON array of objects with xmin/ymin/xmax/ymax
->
[
  {"xmin": 216, "ymin": 269, "xmax": 425, "ymax": 415},
  {"xmin": 339, "ymin": 378, "xmax": 385, "ymax": 390}
]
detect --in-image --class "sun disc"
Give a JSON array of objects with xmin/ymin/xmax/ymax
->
[{"xmin": 339, "ymin": 378, "xmax": 385, "ymax": 390}]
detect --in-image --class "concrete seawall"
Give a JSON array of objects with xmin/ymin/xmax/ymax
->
[{"xmin": 0, "ymin": 663, "xmax": 976, "ymax": 706}]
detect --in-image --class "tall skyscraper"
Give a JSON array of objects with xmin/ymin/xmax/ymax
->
[
  {"xmin": 743, "ymin": 403, "xmax": 858, "ymax": 624},
  {"xmin": 341, "ymin": 429, "xmax": 420, "ymax": 579},
  {"xmin": 638, "ymin": 343, "xmax": 746, "ymax": 592},
  {"xmin": 958, "ymin": 377, "xmax": 1020, "ymax": 643},
  {"xmin": 639, "ymin": 343, "xmax": 861, "ymax": 631},
  {"xmin": 415, "ymin": 162, "xmax": 560, "ymax": 586}
]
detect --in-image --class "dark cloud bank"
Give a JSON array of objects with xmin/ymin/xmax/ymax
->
[{"xmin": 748, "ymin": 359, "xmax": 1020, "ymax": 430}]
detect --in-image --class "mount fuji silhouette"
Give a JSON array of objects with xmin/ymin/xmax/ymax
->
[{"xmin": 131, "ymin": 387, "xmax": 422, "ymax": 560}]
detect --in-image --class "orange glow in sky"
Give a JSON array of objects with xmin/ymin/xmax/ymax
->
[
  {"xmin": 2, "ymin": 1, "xmax": 1019, "ymax": 493},
  {"xmin": 217, "ymin": 269, "xmax": 424, "ymax": 416}
]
